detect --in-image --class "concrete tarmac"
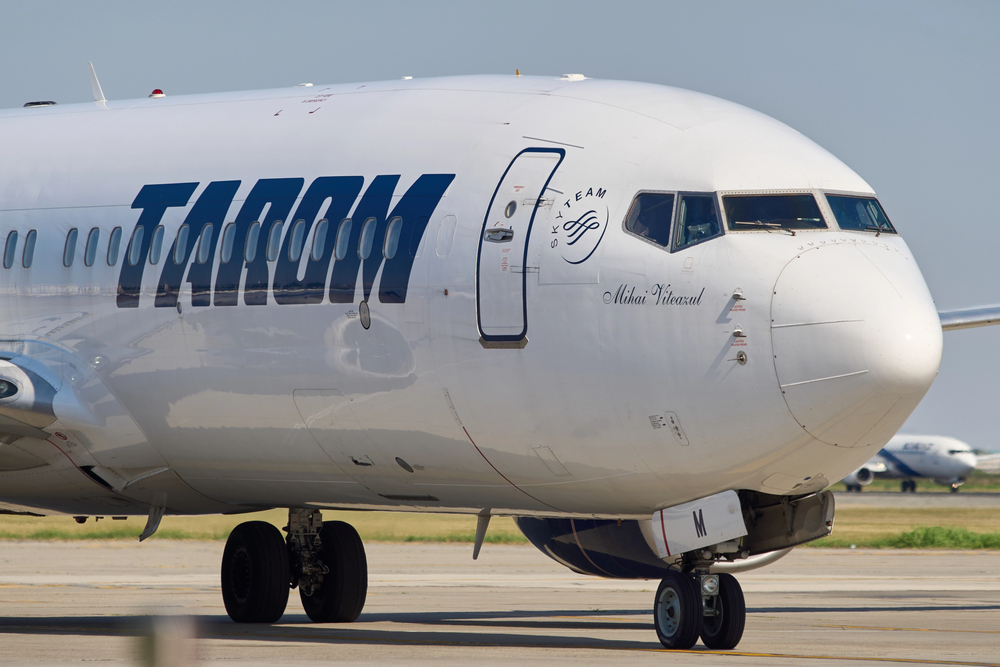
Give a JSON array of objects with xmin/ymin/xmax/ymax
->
[{"xmin": 0, "ymin": 541, "xmax": 998, "ymax": 666}]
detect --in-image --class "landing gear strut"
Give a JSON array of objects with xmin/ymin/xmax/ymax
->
[
  {"xmin": 653, "ymin": 560, "xmax": 746, "ymax": 650},
  {"xmin": 287, "ymin": 509, "xmax": 368, "ymax": 622},
  {"xmin": 220, "ymin": 510, "xmax": 368, "ymax": 624}
]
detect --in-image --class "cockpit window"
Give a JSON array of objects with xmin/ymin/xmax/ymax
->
[
  {"xmin": 674, "ymin": 194, "xmax": 722, "ymax": 250},
  {"xmin": 624, "ymin": 193, "xmax": 674, "ymax": 247},
  {"xmin": 826, "ymin": 195, "xmax": 897, "ymax": 234},
  {"xmin": 724, "ymin": 194, "xmax": 826, "ymax": 232}
]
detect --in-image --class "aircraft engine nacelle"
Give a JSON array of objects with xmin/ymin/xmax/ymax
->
[
  {"xmin": 514, "ymin": 490, "xmax": 836, "ymax": 579},
  {"xmin": 842, "ymin": 467, "xmax": 875, "ymax": 487}
]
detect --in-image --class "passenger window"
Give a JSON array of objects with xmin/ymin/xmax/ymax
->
[
  {"xmin": 674, "ymin": 195, "xmax": 722, "ymax": 250},
  {"xmin": 311, "ymin": 219, "xmax": 329, "ymax": 261},
  {"xmin": 3, "ymin": 231, "xmax": 16, "ymax": 269},
  {"xmin": 149, "ymin": 225, "xmax": 164, "ymax": 264},
  {"xmin": 383, "ymin": 216, "xmax": 402, "ymax": 259},
  {"xmin": 435, "ymin": 215, "xmax": 457, "ymax": 258},
  {"xmin": 624, "ymin": 193, "xmax": 675, "ymax": 247},
  {"xmin": 288, "ymin": 219, "xmax": 306, "ymax": 262},
  {"xmin": 245, "ymin": 221, "xmax": 260, "ymax": 263},
  {"xmin": 64, "ymin": 228, "xmax": 79, "ymax": 267},
  {"xmin": 22, "ymin": 230, "xmax": 36, "ymax": 268},
  {"xmin": 173, "ymin": 225, "xmax": 190, "ymax": 264},
  {"xmin": 266, "ymin": 221, "xmax": 283, "ymax": 261},
  {"xmin": 197, "ymin": 224, "xmax": 214, "ymax": 264},
  {"xmin": 107, "ymin": 227, "xmax": 122, "ymax": 266},
  {"xmin": 334, "ymin": 219, "xmax": 352, "ymax": 260},
  {"xmin": 724, "ymin": 194, "xmax": 826, "ymax": 232},
  {"xmin": 220, "ymin": 223, "xmax": 236, "ymax": 263},
  {"xmin": 84, "ymin": 227, "xmax": 100, "ymax": 267},
  {"xmin": 358, "ymin": 218, "xmax": 376, "ymax": 259},
  {"xmin": 826, "ymin": 195, "xmax": 897, "ymax": 234},
  {"xmin": 127, "ymin": 227, "xmax": 144, "ymax": 266}
]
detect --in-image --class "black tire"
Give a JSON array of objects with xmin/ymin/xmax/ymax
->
[
  {"xmin": 653, "ymin": 571, "xmax": 702, "ymax": 650},
  {"xmin": 700, "ymin": 573, "xmax": 746, "ymax": 650},
  {"xmin": 221, "ymin": 521, "xmax": 290, "ymax": 623},
  {"xmin": 300, "ymin": 521, "xmax": 368, "ymax": 623}
]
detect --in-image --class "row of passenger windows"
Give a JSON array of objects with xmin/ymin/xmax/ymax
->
[
  {"xmin": 3, "ymin": 216, "xmax": 405, "ymax": 269},
  {"xmin": 624, "ymin": 192, "xmax": 896, "ymax": 251}
]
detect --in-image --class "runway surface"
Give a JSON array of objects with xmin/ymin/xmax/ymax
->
[{"xmin": 0, "ymin": 541, "xmax": 998, "ymax": 666}]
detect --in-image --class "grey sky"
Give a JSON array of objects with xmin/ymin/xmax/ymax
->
[{"xmin": 2, "ymin": 0, "xmax": 998, "ymax": 450}]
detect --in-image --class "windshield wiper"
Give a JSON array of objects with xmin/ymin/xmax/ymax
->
[
  {"xmin": 864, "ymin": 225, "xmax": 883, "ymax": 237},
  {"xmin": 733, "ymin": 220, "xmax": 795, "ymax": 236}
]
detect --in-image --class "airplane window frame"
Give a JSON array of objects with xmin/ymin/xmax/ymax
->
[
  {"xmin": 84, "ymin": 227, "xmax": 100, "ymax": 267},
  {"xmin": 107, "ymin": 227, "xmax": 122, "ymax": 266},
  {"xmin": 64, "ymin": 228, "xmax": 79, "ymax": 267},
  {"xmin": 358, "ymin": 217, "xmax": 377, "ymax": 260},
  {"xmin": 622, "ymin": 191, "xmax": 677, "ymax": 249},
  {"xmin": 197, "ymin": 224, "xmax": 214, "ymax": 264},
  {"xmin": 244, "ymin": 221, "xmax": 260, "ymax": 263},
  {"xmin": 3, "ymin": 231, "xmax": 17, "ymax": 269},
  {"xmin": 127, "ymin": 227, "xmax": 144, "ymax": 266},
  {"xmin": 220, "ymin": 223, "xmax": 236, "ymax": 264},
  {"xmin": 671, "ymin": 192, "xmax": 724, "ymax": 252},
  {"xmin": 149, "ymin": 225, "xmax": 165, "ymax": 265},
  {"xmin": 383, "ymin": 216, "xmax": 402, "ymax": 259},
  {"xmin": 311, "ymin": 219, "xmax": 329, "ymax": 261},
  {"xmin": 824, "ymin": 192, "xmax": 897, "ymax": 235},
  {"xmin": 266, "ymin": 220, "xmax": 283, "ymax": 262},
  {"xmin": 22, "ymin": 229, "xmax": 36, "ymax": 269},
  {"xmin": 173, "ymin": 224, "xmax": 190, "ymax": 264},
  {"xmin": 721, "ymin": 192, "xmax": 827, "ymax": 233},
  {"xmin": 287, "ymin": 219, "xmax": 306, "ymax": 262},
  {"xmin": 334, "ymin": 218, "xmax": 353, "ymax": 260}
]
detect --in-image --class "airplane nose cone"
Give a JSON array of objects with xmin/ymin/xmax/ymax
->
[
  {"xmin": 771, "ymin": 242, "xmax": 942, "ymax": 448},
  {"xmin": 957, "ymin": 452, "xmax": 978, "ymax": 475}
]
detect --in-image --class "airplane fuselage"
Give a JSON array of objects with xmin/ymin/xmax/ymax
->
[{"xmin": 0, "ymin": 76, "xmax": 942, "ymax": 520}]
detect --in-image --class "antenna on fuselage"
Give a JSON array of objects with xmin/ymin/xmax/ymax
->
[{"xmin": 87, "ymin": 61, "xmax": 108, "ymax": 108}]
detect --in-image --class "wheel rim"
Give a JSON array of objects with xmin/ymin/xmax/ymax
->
[
  {"xmin": 656, "ymin": 586, "xmax": 682, "ymax": 637},
  {"xmin": 703, "ymin": 601, "xmax": 723, "ymax": 637},
  {"xmin": 230, "ymin": 546, "xmax": 252, "ymax": 604}
]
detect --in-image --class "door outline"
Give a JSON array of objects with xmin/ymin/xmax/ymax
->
[{"xmin": 476, "ymin": 147, "xmax": 565, "ymax": 343}]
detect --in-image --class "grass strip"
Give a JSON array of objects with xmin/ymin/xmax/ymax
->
[{"xmin": 809, "ymin": 526, "xmax": 1000, "ymax": 549}]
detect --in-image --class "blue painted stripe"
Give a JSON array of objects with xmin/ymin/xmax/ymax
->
[{"xmin": 879, "ymin": 448, "xmax": 923, "ymax": 478}]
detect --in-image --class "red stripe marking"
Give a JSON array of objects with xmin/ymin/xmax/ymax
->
[{"xmin": 659, "ymin": 510, "xmax": 671, "ymax": 557}]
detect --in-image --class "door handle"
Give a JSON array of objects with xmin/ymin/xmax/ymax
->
[{"xmin": 485, "ymin": 227, "xmax": 515, "ymax": 243}]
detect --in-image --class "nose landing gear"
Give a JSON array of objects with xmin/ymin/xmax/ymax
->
[
  {"xmin": 653, "ymin": 570, "xmax": 746, "ymax": 650},
  {"xmin": 220, "ymin": 510, "xmax": 368, "ymax": 625}
]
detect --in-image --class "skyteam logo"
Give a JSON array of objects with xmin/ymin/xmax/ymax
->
[{"xmin": 116, "ymin": 174, "xmax": 455, "ymax": 309}]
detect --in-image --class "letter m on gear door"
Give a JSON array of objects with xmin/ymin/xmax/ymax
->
[{"xmin": 476, "ymin": 148, "xmax": 564, "ymax": 342}]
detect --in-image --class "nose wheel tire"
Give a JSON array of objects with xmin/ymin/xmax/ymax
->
[
  {"xmin": 653, "ymin": 572, "xmax": 702, "ymax": 650},
  {"xmin": 300, "ymin": 521, "xmax": 368, "ymax": 623},
  {"xmin": 700, "ymin": 572, "xmax": 746, "ymax": 650},
  {"xmin": 221, "ymin": 521, "xmax": 290, "ymax": 623}
]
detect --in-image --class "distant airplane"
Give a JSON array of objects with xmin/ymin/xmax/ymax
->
[
  {"xmin": 2, "ymin": 70, "xmax": 999, "ymax": 651},
  {"xmin": 841, "ymin": 435, "xmax": 977, "ymax": 492}
]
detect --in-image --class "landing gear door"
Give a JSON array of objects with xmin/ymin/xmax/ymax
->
[{"xmin": 477, "ymin": 148, "xmax": 565, "ymax": 343}]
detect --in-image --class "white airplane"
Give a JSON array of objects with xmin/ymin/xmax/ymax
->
[
  {"xmin": 0, "ymin": 69, "xmax": 997, "ymax": 651},
  {"xmin": 841, "ymin": 435, "xmax": 977, "ymax": 492}
]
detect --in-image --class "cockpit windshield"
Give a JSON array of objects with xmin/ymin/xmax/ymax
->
[
  {"xmin": 723, "ymin": 194, "xmax": 826, "ymax": 232},
  {"xmin": 826, "ymin": 195, "xmax": 897, "ymax": 234}
]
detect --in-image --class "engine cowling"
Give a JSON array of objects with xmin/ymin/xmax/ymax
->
[
  {"xmin": 842, "ymin": 466, "xmax": 875, "ymax": 487},
  {"xmin": 515, "ymin": 490, "xmax": 835, "ymax": 579}
]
